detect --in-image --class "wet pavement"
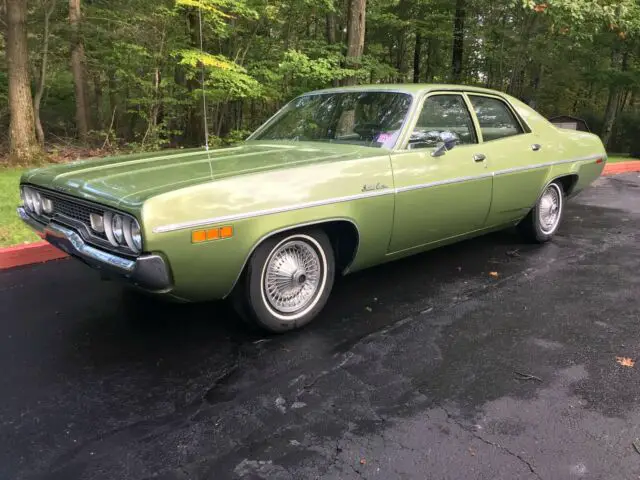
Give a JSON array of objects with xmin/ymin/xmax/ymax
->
[{"xmin": 1, "ymin": 173, "xmax": 639, "ymax": 480}]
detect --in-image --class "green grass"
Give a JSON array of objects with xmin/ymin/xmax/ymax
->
[
  {"xmin": 0, "ymin": 168, "xmax": 40, "ymax": 247},
  {"xmin": 607, "ymin": 154, "xmax": 639, "ymax": 163}
]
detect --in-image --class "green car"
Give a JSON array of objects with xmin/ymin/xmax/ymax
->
[{"xmin": 18, "ymin": 84, "xmax": 606, "ymax": 332}]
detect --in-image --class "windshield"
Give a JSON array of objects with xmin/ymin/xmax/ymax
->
[{"xmin": 253, "ymin": 91, "xmax": 413, "ymax": 148}]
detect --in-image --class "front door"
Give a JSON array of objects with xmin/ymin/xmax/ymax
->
[{"xmin": 388, "ymin": 93, "xmax": 493, "ymax": 253}]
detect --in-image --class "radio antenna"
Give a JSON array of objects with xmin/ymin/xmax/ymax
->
[{"xmin": 198, "ymin": 4, "xmax": 210, "ymax": 152}]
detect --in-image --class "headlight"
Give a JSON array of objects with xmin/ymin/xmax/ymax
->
[
  {"xmin": 42, "ymin": 197, "xmax": 54, "ymax": 214},
  {"xmin": 101, "ymin": 211, "xmax": 142, "ymax": 252},
  {"xmin": 130, "ymin": 221, "xmax": 142, "ymax": 251},
  {"xmin": 123, "ymin": 218, "xmax": 142, "ymax": 253},
  {"xmin": 33, "ymin": 191, "xmax": 43, "ymax": 215},
  {"xmin": 89, "ymin": 213, "xmax": 104, "ymax": 233},
  {"xmin": 103, "ymin": 211, "xmax": 117, "ymax": 246},
  {"xmin": 24, "ymin": 188, "xmax": 34, "ymax": 212},
  {"xmin": 111, "ymin": 214, "xmax": 124, "ymax": 244}
]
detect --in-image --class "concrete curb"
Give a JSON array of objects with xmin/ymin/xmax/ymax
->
[
  {"xmin": 1, "ymin": 160, "xmax": 640, "ymax": 270},
  {"xmin": 602, "ymin": 160, "xmax": 640, "ymax": 176},
  {"xmin": 0, "ymin": 239, "xmax": 67, "ymax": 270}
]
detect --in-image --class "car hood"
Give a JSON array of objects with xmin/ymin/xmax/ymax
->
[{"xmin": 22, "ymin": 141, "xmax": 384, "ymax": 211}]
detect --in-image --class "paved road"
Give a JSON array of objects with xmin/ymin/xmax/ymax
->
[{"xmin": 1, "ymin": 173, "xmax": 639, "ymax": 480}]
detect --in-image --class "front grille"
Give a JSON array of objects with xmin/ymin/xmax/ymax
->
[
  {"xmin": 51, "ymin": 197, "xmax": 108, "ymax": 239},
  {"xmin": 25, "ymin": 186, "xmax": 139, "ymax": 258}
]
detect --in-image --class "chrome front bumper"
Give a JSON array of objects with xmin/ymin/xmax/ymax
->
[{"xmin": 18, "ymin": 207, "xmax": 172, "ymax": 292}]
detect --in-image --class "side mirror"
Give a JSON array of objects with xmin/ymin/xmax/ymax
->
[
  {"xmin": 430, "ymin": 131, "xmax": 458, "ymax": 157},
  {"xmin": 431, "ymin": 142, "xmax": 448, "ymax": 157}
]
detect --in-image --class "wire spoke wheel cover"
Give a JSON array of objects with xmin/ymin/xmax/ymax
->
[
  {"xmin": 538, "ymin": 183, "xmax": 562, "ymax": 234},
  {"xmin": 260, "ymin": 236, "xmax": 327, "ymax": 320}
]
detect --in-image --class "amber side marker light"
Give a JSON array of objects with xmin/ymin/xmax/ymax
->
[
  {"xmin": 206, "ymin": 228, "xmax": 219, "ymax": 240},
  {"xmin": 192, "ymin": 226, "xmax": 233, "ymax": 243},
  {"xmin": 192, "ymin": 230, "xmax": 207, "ymax": 243},
  {"xmin": 220, "ymin": 226, "xmax": 234, "ymax": 239}
]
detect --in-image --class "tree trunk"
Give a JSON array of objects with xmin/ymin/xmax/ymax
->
[
  {"xmin": 34, "ymin": 0, "xmax": 56, "ymax": 146},
  {"xmin": 424, "ymin": 38, "xmax": 435, "ymax": 82},
  {"xmin": 141, "ymin": 68, "xmax": 161, "ymax": 147},
  {"xmin": 93, "ymin": 73, "xmax": 103, "ymax": 130},
  {"xmin": 107, "ymin": 70, "xmax": 118, "ymax": 131},
  {"xmin": 326, "ymin": 8, "xmax": 339, "ymax": 87},
  {"xmin": 601, "ymin": 86, "xmax": 620, "ymax": 148},
  {"xmin": 6, "ymin": 0, "xmax": 42, "ymax": 164},
  {"xmin": 451, "ymin": 0, "xmax": 465, "ymax": 83},
  {"xmin": 186, "ymin": 9, "xmax": 203, "ymax": 145},
  {"xmin": 619, "ymin": 90, "xmax": 631, "ymax": 114},
  {"xmin": 601, "ymin": 46, "xmax": 627, "ymax": 148},
  {"xmin": 395, "ymin": 34, "xmax": 406, "ymax": 75},
  {"xmin": 413, "ymin": 32, "xmax": 422, "ymax": 83},
  {"xmin": 343, "ymin": 0, "xmax": 366, "ymax": 86},
  {"xmin": 326, "ymin": 12, "xmax": 336, "ymax": 44},
  {"xmin": 395, "ymin": 0, "xmax": 410, "ymax": 77},
  {"xmin": 69, "ymin": 0, "xmax": 90, "ymax": 141}
]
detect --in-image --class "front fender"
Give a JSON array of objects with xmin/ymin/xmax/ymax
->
[
  {"xmin": 144, "ymin": 197, "xmax": 394, "ymax": 301},
  {"xmin": 141, "ymin": 155, "xmax": 395, "ymax": 301}
]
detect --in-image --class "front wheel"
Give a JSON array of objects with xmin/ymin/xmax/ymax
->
[
  {"xmin": 518, "ymin": 181, "xmax": 565, "ymax": 243},
  {"xmin": 232, "ymin": 229, "xmax": 335, "ymax": 333}
]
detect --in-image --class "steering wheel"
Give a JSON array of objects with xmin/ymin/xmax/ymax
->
[{"xmin": 353, "ymin": 122, "xmax": 383, "ymax": 140}]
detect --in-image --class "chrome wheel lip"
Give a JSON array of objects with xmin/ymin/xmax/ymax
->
[
  {"xmin": 260, "ymin": 235, "xmax": 328, "ymax": 321},
  {"xmin": 538, "ymin": 183, "xmax": 562, "ymax": 235}
]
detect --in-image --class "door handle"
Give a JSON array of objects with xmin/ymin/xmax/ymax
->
[
  {"xmin": 473, "ymin": 153, "xmax": 486, "ymax": 162},
  {"xmin": 532, "ymin": 144, "xmax": 542, "ymax": 151}
]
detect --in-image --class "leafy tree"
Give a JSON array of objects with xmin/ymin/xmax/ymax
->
[{"xmin": 3, "ymin": 0, "xmax": 640, "ymax": 163}]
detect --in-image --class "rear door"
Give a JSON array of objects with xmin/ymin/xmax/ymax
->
[
  {"xmin": 388, "ymin": 92, "xmax": 493, "ymax": 253},
  {"xmin": 465, "ymin": 93, "xmax": 546, "ymax": 226}
]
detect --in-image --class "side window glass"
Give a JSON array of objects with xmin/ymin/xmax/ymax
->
[
  {"xmin": 469, "ymin": 95, "xmax": 523, "ymax": 142},
  {"xmin": 408, "ymin": 95, "xmax": 477, "ymax": 149}
]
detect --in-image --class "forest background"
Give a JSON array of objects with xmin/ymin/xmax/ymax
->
[{"xmin": 1, "ymin": 0, "xmax": 640, "ymax": 165}]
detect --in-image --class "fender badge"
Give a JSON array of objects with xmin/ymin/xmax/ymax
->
[{"xmin": 361, "ymin": 182, "xmax": 388, "ymax": 192}]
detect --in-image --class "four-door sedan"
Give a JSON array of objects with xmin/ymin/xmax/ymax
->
[{"xmin": 18, "ymin": 84, "xmax": 607, "ymax": 332}]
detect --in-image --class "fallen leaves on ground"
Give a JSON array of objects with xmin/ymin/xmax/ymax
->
[{"xmin": 616, "ymin": 356, "xmax": 635, "ymax": 367}]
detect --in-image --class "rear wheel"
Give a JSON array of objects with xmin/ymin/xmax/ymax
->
[
  {"xmin": 232, "ymin": 229, "xmax": 335, "ymax": 333},
  {"xmin": 518, "ymin": 181, "xmax": 564, "ymax": 243}
]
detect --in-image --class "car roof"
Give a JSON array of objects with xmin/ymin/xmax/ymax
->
[{"xmin": 304, "ymin": 83, "xmax": 508, "ymax": 97}]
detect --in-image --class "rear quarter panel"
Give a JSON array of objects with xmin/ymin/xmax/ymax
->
[
  {"xmin": 546, "ymin": 129, "xmax": 607, "ymax": 196},
  {"xmin": 487, "ymin": 96, "xmax": 606, "ymax": 225},
  {"xmin": 142, "ymin": 155, "xmax": 395, "ymax": 301},
  {"xmin": 509, "ymin": 95, "xmax": 606, "ymax": 183}
]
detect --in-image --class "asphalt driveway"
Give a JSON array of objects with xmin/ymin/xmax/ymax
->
[{"xmin": 1, "ymin": 173, "xmax": 639, "ymax": 480}]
